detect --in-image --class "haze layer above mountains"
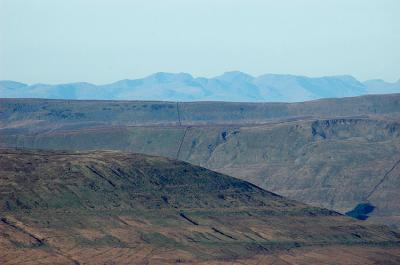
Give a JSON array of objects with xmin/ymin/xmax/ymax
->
[{"xmin": 1, "ymin": 72, "xmax": 399, "ymax": 102}]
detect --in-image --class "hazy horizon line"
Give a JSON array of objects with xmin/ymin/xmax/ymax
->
[{"xmin": 2, "ymin": 71, "xmax": 399, "ymax": 86}]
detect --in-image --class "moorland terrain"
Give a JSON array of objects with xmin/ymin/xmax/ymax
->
[
  {"xmin": 1, "ymin": 149, "xmax": 400, "ymax": 264},
  {"xmin": 1, "ymin": 94, "xmax": 399, "ymax": 229}
]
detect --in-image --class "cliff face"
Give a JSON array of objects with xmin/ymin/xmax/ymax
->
[
  {"xmin": 1, "ymin": 94, "xmax": 400, "ymax": 229},
  {"xmin": 1, "ymin": 149, "xmax": 400, "ymax": 264}
]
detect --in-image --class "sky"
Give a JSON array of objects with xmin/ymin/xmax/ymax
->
[{"xmin": 0, "ymin": 0, "xmax": 399, "ymax": 84}]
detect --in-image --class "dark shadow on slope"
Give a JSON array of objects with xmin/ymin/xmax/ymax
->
[{"xmin": 346, "ymin": 203, "xmax": 375, "ymax": 220}]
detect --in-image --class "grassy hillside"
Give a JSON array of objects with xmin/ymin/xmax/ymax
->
[
  {"xmin": 1, "ymin": 94, "xmax": 400, "ymax": 229},
  {"xmin": 2, "ymin": 117, "xmax": 399, "ymax": 228},
  {"xmin": 1, "ymin": 94, "xmax": 399, "ymax": 133},
  {"xmin": 1, "ymin": 149, "xmax": 400, "ymax": 264}
]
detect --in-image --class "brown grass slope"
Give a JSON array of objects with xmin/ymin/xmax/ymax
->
[
  {"xmin": 1, "ymin": 94, "xmax": 400, "ymax": 229},
  {"xmin": 0, "ymin": 149, "xmax": 400, "ymax": 264},
  {"xmin": 1, "ymin": 117, "xmax": 399, "ymax": 229},
  {"xmin": 1, "ymin": 93, "xmax": 399, "ymax": 133}
]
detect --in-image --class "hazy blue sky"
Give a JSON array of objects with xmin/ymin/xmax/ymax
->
[{"xmin": 0, "ymin": 0, "xmax": 399, "ymax": 84}]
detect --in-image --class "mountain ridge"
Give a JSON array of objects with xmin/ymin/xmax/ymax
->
[{"xmin": 1, "ymin": 72, "xmax": 399, "ymax": 102}]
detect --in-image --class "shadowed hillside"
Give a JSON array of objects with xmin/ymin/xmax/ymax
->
[{"xmin": 1, "ymin": 149, "xmax": 400, "ymax": 264}]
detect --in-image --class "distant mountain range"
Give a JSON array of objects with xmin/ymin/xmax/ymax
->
[{"xmin": 1, "ymin": 71, "xmax": 399, "ymax": 102}]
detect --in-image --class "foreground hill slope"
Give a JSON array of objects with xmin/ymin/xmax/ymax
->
[{"xmin": 1, "ymin": 149, "xmax": 400, "ymax": 264}]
